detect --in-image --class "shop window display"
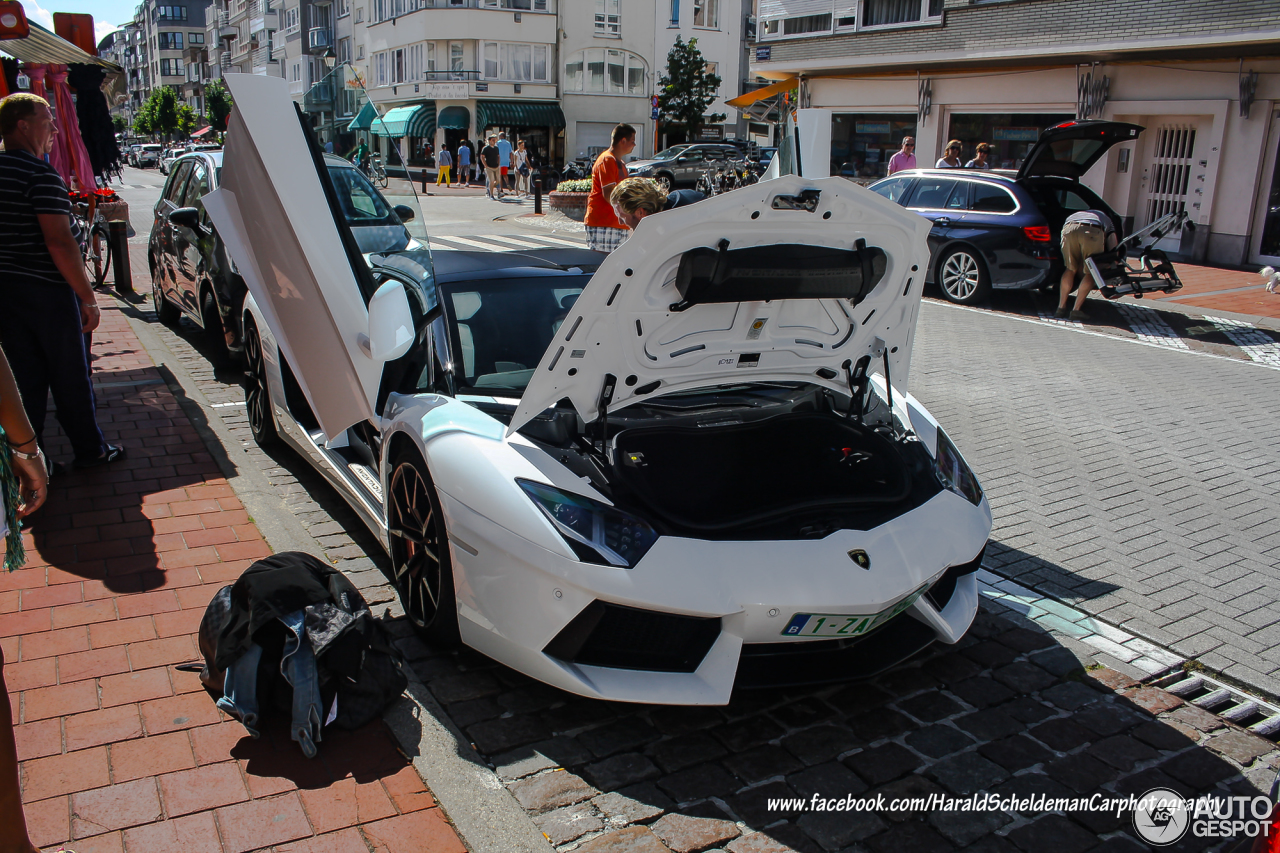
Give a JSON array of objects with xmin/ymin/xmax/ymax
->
[{"xmin": 947, "ymin": 113, "xmax": 1074, "ymax": 170}]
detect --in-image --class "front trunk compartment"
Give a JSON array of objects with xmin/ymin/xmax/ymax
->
[{"xmin": 613, "ymin": 412, "xmax": 911, "ymax": 531}]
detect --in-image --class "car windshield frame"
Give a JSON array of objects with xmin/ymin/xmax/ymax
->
[
  {"xmin": 438, "ymin": 274, "xmax": 592, "ymax": 398},
  {"xmin": 325, "ymin": 163, "xmax": 401, "ymax": 229}
]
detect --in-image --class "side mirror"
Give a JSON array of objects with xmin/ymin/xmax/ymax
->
[
  {"xmin": 393, "ymin": 204, "xmax": 416, "ymax": 222},
  {"xmin": 360, "ymin": 279, "xmax": 415, "ymax": 363},
  {"xmin": 169, "ymin": 207, "xmax": 201, "ymax": 229}
]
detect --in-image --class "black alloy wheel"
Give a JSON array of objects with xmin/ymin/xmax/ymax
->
[
  {"xmin": 388, "ymin": 451, "xmax": 459, "ymax": 645},
  {"xmin": 200, "ymin": 289, "xmax": 232, "ymax": 365},
  {"xmin": 151, "ymin": 263, "xmax": 180, "ymax": 326},
  {"xmin": 242, "ymin": 316, "xmax": 279, "ymax": 447}
]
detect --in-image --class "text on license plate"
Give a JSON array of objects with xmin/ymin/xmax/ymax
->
[{"xmin": 781, "ymin": 586, "xmax": 928, "ymax": 637}]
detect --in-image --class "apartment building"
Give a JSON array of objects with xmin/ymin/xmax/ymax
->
[
  {"xmin": 749, "ymin": 0, "xmax": 1280, "ymax": 266},
  {"xmin": 132, "ymin": 0, "xmax": 209, "ymax": 110},
  {"xmin": 657, "ymin": 0, "xmax": 745, "ymax": 146},
  {"xmin": 344, "ymin": 0, "xmax": 563, "ymax": 169}
]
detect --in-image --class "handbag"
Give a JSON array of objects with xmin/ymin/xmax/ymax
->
[{"xmin": 0, "ymin": 428, "xmax": 26, "ymax": 571}]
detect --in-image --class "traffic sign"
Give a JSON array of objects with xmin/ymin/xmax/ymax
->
[
  {"xmin": 651, "ymin": 95, "xmax": 659, "ymax": 107},
  {"xmin": 651, "ymin": 108, "xmax": 660, "ymax": 120}
]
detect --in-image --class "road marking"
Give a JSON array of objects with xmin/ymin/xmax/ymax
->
[
  {"xmin": 1207, "ymin": 316, "xmax": 1280, "ymax": 367},
  {"xmin": 1035, "ymin": 310, "xmax": 1085, "ymax": 328},
  {"xmin": 937, "ymin": 301, "xmax": 1280, "ymax": 372},
  {"xmin": 431, "ymin": 236, "xmax": 521, "ymax": 251},
  {"xmin": 1114, "ymin": 302, "xmax": 1190, "ymax": 350}
]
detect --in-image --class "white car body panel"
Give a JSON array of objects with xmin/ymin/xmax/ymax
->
[{"xmin": 220, "ymin": 77, "xmax": 991, "ymax": 705}]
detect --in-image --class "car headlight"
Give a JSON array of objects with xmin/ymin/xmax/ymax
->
[
  {"xmin": 630, "ymin": 165, "xmax": 652, "ymax": 175},
  {"xmin": 933, "ymin": 430, "xmax": 983, "ymax": 506},
  {"xmin": 519, "ymin": 479, "xmax": 658, "ymax": 568}
]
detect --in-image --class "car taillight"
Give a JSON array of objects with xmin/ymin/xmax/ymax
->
[{"xmin": 1023, "ymin": 226, "xmax": 1052, "ymax": 242}]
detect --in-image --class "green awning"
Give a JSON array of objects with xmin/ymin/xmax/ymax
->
[
  {"xmin": 347, "ymin": 101, "xmax": 377, "ymax": 132},
  {"xmin": 476, "ymin": 100, "xmax": 566, "ymax": 130},
  {"xmin": 437, "ymin": 106, "xmax": 470, "ymax": 130},
  {"xmin": 371, "ymin": 104, "xmax": 435, "ymax": 138}
]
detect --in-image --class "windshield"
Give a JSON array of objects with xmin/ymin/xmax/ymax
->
[
  {"xmin": 653, "ymin": 145, "xmax": 692, "ymax": 160},
  {"xmin": 440, "ymin": 276, "xmax": 590, "ymax": 397},
  {"xmin": 325, "ymin": 162, "xmax": 411, "ymax": 253}
]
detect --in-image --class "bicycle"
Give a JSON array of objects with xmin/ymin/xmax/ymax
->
[
  {"xmin": 370, "ymin": 154, "xmax": 389, "ymax": 188},
  {"xmin": 74, "ymin": 204, "xmax": 113, "ymax": 290}
]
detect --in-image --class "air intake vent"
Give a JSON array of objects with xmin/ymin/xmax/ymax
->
[{"xmin": 544, "ymin": 601, "xmax": 721, "ymax": 673}]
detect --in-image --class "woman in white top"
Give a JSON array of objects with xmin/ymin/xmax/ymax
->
[
  {"xmin": 936, "ymin": 139, "xmax": 963, "ymax": 168},
  {"xmin": 514, "ymin": 140, "xmax": 531, "ymax": 197}
]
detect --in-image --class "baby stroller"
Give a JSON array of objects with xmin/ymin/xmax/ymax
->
[{"xmin": 1085, "ymin": 210, "xmax": 1193, "ymax": 300}]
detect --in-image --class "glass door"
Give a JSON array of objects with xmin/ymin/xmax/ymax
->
[{"xmin": 1252, "ymin": 112, "xmax": 1280, "ymax": 264}]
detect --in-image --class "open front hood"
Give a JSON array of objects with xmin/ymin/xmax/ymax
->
[
  {"xmin": 1017, "ymin": 120, "xmax": 1144, "ymax": 181},
  {"xmin": 509, "ymin": 175, "xmax": 933, "ymax": 435}
]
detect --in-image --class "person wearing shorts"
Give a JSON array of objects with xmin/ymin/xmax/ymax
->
[
  {"xmin": 584, "ymin": 123, "xmax": 635, "ymax": 253},
  {"xmin": 1057, "ymin": 209, "xmax": 1117, "ymax": 321},
  {"xmin": 497, "ymin": 132, "xmax": 513, "ymax": 192}
]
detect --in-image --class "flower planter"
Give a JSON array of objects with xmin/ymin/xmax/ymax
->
[{"xmin": 547, "ymin": 191, "xmax": 588, "ymax": 222}]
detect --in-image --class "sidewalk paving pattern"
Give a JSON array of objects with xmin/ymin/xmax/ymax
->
[
  {"xmin": 133, "ymin": 254, "xmax": 1280, "ymax": 852},
  {"xmin": 2, "ymin": 304, "xmax": 465, "ymax": 852}
]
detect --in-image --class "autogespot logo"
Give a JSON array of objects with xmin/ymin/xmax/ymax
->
[{"xmin": 1133, "ymin": 788, "xmax": 1190, "ymax": 846}]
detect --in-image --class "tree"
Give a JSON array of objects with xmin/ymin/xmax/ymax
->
[
  {"xmin": 138, "ymin": 86, "xmax": 181, "ymax": 140},
  {"xmin": 177, "ymin": 104, "xmax": 197, "ymax": 137},
  {"xmin": 112, "ymin": 115, "xmax": 127, "ymax": 133},
  {"xmin": 657, "ymin": 37, "xmax": 725, "ymax": 143},
  {"xmin": 206, "ymin": 80, "xmax": 233, "ymax": 134},
  {"xmin": 132, "ymin": 105, "xmax": 153, "ymax": 137}
]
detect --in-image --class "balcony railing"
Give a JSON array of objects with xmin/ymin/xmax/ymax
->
[
  {"xmin": 289, "ymin": 79, "xmax": 305, "ymax": 94},
  {"xmin": 306, "ymin": 27, "xmax": 332, "ymax": 53},
  {"xmin": 252, "ymin": 44, "xmax": 275, "ymax": 67},
  {"xmin": 423, "ymin": 69, "xmax": 480, "ymax": 81}
]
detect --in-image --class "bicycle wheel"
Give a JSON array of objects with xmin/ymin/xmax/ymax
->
[
  {"xmin": 85, "ymin": 224, "xmax": 111, "ymax": 288},
  {"xmin": 376, "ymin": 167, "xmax": 389, "ymax": 189}
]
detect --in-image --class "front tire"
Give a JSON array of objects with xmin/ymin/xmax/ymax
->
[
  {"xmin": 937, "ymin": 247, "xmax": 991, "ymax": 305},
  {"xmin": 388, "ymin": 450, "xmax": 460, "ymax": 646},
  {"xmin": 201, "ymin": 289, "xmax": 231, "ymax": 364},
  {"xmin": 654, "ymin": 173, "xmax": 674, "ymax": 192},
  {"xmin": 243, "ymin": 316, "xmax": 279, "ymax": 447},
  {"xmin": 152, "ymin": 266, "xmax": 180, "ymax": 326}
]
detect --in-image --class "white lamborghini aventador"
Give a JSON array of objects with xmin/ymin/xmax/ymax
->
[{"xmin": 204, "ymin": 74, "xmax": 992, "ymax": 705}]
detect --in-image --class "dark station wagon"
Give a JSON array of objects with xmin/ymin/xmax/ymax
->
[{"xmin": 869, "ymin": 120, "xmax": 1142, "ymax": 305}]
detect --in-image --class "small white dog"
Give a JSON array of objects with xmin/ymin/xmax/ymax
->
[{"xmin": 1264, "ymin": 266, "xmax": 1280, "ymax": 294}]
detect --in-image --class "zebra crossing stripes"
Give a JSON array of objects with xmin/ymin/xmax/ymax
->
[
  {"xmin": 1207, "ymin": 316, "xmax": 1280, "ymax": 367},
  {"xmin": 1113, "ymin": 302, "xmax": 1190, "ymax": 350},
  {"xmin": 429, "ymin": 233, "xmax": 586, "ymax": 252}
]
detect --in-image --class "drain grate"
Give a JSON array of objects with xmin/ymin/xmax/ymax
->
[{"xmin": 1155, "ymin": 670, "xmax": 1280, "ymax": 740}]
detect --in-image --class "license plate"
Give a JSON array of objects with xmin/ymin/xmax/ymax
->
[{"xmin": 781, "ymin": 586, "xmax": 928, "ymax": 638}]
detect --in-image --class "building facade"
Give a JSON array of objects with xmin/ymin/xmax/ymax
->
[
  {"xmin": 749, "ymin": 0, "xmax": 1280, "ymax": 266},
  {"xmin": 132, "ymin": 0, "xmax": 210, "ymax": 112}
]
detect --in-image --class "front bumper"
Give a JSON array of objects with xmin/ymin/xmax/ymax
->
[{"xmin": 438, "ymin": 486, "xmax": 990, "ymax": 705}]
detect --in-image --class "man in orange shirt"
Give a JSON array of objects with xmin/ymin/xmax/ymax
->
[{"xmin": 584, "ymin": 124, "xmax": 636, "ymax": 253}]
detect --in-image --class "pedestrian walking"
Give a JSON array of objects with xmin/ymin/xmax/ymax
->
[
  {"xmin": 965, "ymin": 142, "xmax": 992, "ymax": 170},
  {"xmin": 887, "ymin": 136, "xmax": 916, "ymax": 175},
  {"xmin": 1056, "ymin": 208, "xmax": 1118, "ymax": 321},
  {"xmin": 456, "ymin": 138, "xmax": 472, "ymax": 187},
  {"xmin": 481, "ymin": 135, "xmax": 502, "ymax": 199},
  {"xmin": 435, "ymin": 146, "xmax": 453, "ymax": 187},
  {"xmin": 497, "ymin": 132, "xmax": 513, "ymax": 193},
  {"xmin": 584, "ymin": 124, "xmax": 635, "ymax": 253},
  {"xmin": 936, "ymin": 140, "xmax": 963, "ymax": 168},
  {"xmin": 609, "ymin": 177, "xmax": 703, "ymax": 229},
  {"xmin": 514, "ymin": 139, "xmax": 531, "ymax": 196},
  {"xmin": 0, "ymin": 93, "xmax": 122, "ymax": 469}
]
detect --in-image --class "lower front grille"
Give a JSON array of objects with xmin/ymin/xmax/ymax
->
[
  {"xmin": 544, "ymin": 601, "xmax": 721, "ymax": 673},
  {"xmin": 925, "ymin": 544, "xmax": 986, "ymax": 612}
]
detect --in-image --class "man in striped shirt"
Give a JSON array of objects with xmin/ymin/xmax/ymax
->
[{"xmin": 0, "ymin": 94, "xmax": 121, "ymax": 469}]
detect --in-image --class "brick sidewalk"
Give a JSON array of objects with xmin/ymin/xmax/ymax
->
[
  {"xmin": 1162, "ymin": 262, "xmax": 1280, "ymax": 321},
  {"xmin": 1, "ymin": 301, "xmax": 466, "ymax": 853}
]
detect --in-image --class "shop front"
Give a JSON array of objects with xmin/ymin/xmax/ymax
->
[
  {"xmin": 475, "ymin": 99, "xmax": 566, "ymax": 171},
  {"xmin": 370, "ymin": 102, "xmax": 436, "ymax": 174},
  {"xmin": 830, "ymin": 113, "xmax": 917, "ymax": 180},
  {"xmin": 946, "ymin": 112, "xmax": 1075, "ymax": 171}
]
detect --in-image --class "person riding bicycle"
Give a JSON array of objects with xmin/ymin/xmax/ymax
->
[{"xmin": 349, "ymin": 140, "xmax": 370, "ymax": 175}]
